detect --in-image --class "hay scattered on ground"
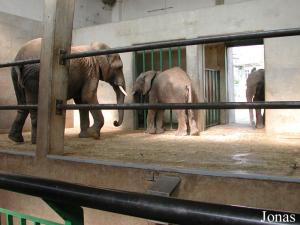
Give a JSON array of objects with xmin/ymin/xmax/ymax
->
[{"xmin": 1, "ymin": 124, "xmax": 299, "ymax": 177}]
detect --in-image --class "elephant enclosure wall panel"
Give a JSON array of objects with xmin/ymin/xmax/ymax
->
[
  {"xmin": 205, "ymin": 69, "xmax": 221, "ymax": 128},
  {"xmin": 134, "ymin": 47, "xmax": 186, "ymax": 129}
]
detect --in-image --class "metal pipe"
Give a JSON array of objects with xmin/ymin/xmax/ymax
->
[
  {"xmin": 0, "ymin": 59, "xmax": 40, "ymax": 68},
  {"xmin": 0, "ymin": 105, "xmax": 37, "ymax": 110},
  {"xmin": 3, "ymin": 101, "xmax": 300, "ymax": 111},
  {"xmin": 0, "ymin": 173, "xmax": 298, "ymax": 225},
  {"xmin": 63, "ymin": 28, "xmax": 300, "ymax": 60},
  {"xmin": 0, "ymin": 28, "xmax": 299, "ymax": 69},
  {"xmin": 56, "ymin": 101, "xmax": 300, "ymax": 110}
]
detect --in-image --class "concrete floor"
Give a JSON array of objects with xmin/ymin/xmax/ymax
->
[{"xmin": 0, "ymin": 124, "xmax": 299, "ymax": 177}]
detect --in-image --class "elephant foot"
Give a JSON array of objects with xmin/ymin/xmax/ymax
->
[
  {"xmin": 175, "ymin": 130, "xmax": 188, "ymax": 136},
  {"xmin": 145, "ymin": 128, "xmax": 156, "ymax": 134},
  {"xmin": 250, "ymin": 121, "xmax": 256, "ymax": 129},
  {"xmin": 79, "ymin": 131, "xmax": 90, "ymax": 138},
  {"xmin": 256, "ymin": 123, "xmax": 264, "ymax": 129},
  {"xmin": 87, "ymin": 127, "xmax": 100, "ymax": 139},
  {"xmin": 190, "ymin": 127, "xmax": 199, "ymax": 136},
  {"xmin": 156, "ymin": 128, "xmax": 165, "ymax": 134},
  {"xmin": 8, "ymin": 133, "xmax": 24, "ymax": 143}
]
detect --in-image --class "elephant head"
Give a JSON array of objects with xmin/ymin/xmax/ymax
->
[
  {"xmin": 132, "ymin": 71, "xmax": 157, "ymax": 96},
  {"xmin": 91, "ymin": 42, "xmax": 127, "ymax": 127}
]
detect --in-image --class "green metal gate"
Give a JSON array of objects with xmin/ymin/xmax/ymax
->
[
  {"xmin": 205, "ymin": 69, "xmax": 221, "ymax": 128},
  {"xmin": 134, "ymin": 47, "xmax": 186, "ymax": 129},
  {"xmin": 0, "ymin": 207, "xmax": 71, "ymax": 225}
]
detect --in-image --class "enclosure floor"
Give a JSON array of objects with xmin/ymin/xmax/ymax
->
[{"xmin": 1, "ymin": 124, "xmax": 300, "ymax": 177}]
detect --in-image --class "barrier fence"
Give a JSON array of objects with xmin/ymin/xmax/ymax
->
[{"xmin": 0, "ymin": 173, "xmax": 299, "ymax": 225}]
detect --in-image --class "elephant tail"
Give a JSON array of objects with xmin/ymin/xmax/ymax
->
[{"xmin": 11, "ymin": 66, "xmax": 26, "ymax": 105}]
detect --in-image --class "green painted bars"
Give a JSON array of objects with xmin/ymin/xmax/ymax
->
[
  {"xmin": 134, "ymin": 47, "xmax": 186, "ymax": 129},
  {"xmin": 205, "ymin": 69, "xmax": 221, "ymax": 127},
  {"xmin": 0, "ymin": 208, "xmax": 72, "ymax": 225}
]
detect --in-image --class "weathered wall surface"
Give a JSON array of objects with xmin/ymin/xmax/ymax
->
[
  {"xmin": 72, "ymin": 0, "xmax": 300, "ymax": 132},
  {"xmin": 0, "ymin": 12, "xmax": 43, "ymax": 133},
  {"xmin": 265, "ymin": 36, "xmax": 300, "ymax": 134}
]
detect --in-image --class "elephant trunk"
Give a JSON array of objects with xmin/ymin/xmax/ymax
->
[{"xmin": 113, "ymin": 85, "xmax": 126, "ymax": 127}]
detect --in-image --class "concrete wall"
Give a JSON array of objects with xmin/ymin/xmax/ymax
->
[
  {"xmin": 0, "ymin": 12, "xmax": 43, "ymax": 133},
  {"xmin": 0, "ymin": 0, "xmax": 113, "ymax": 29},
  {"xmin": 265, "ymin": 36, "xmax": 300, "ymax": 134},
  {"xmin": 72, "ymin": 0, "xmax": 300, "ymax": 132}
]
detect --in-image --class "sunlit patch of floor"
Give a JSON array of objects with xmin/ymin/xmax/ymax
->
[{"xmin": 0, "ymin": 124, "xmax": 299, "ymax": 177}]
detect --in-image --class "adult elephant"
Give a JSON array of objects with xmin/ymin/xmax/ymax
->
[
  {"xmin": 246, "ymin": 68, "xmax": 265, "ymax": 129},
  {"xmin": 8, "ymin": 38, "xmax": 127, "ymax": 144},
  {"xmin": 132, "ymin": 67, "xmax": 199, "ymax": 136}
]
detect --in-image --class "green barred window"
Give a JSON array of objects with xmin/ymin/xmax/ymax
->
[
  {"xmin": 205, "ymin": 69, "xmax": 221, "ymax": 127},
  {"xmin": 134, "ymin": 47, "xmax": 186, "ymax": 129}
]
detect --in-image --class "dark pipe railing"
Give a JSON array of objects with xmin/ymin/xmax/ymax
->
[
  {"xmin": 2, "ymin": 101, "xmax": 300, "ymax": 111},
  {"xmin": 0, "ymin": 173, "xmax": 299, "ymax": 225},
  {"xmin": 0, "ymin": 28, "xmax": 300, "ymax": 69}
]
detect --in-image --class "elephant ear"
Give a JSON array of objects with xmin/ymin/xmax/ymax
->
[{"xmin": 143, "ymin": 71, "xmax": 157, "ymax": 95}]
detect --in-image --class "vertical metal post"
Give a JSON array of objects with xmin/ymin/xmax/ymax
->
[
  {"xmin": 36, "ymin": 0, "xmax": 75, "ymax": 157},
  {"xmin": 6, "ymin": 214, "xmax": 13, "ymax": 225},
  {"xmin": 178, "ymin": 47, "xmax": 181, "ymax": 67},
  {"xmin": 142, "ymin": 51, "xmax": 147, "ymax": 128},
  {"xmin": 20, "ymin": 218, "xmax": 26, "ymax": 225},
  {"xmin": 159, "ymin": 49, "xmax": 163, "ymax": 71},
  {"xmin": 168, "ymin": 48, "xmax": 173, "ymax": 129},
  {"xmin": 151, "ymin": 49, "xmax": 154, "ymax": 70}
]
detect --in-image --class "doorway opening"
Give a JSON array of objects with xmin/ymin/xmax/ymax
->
[{"xmin": 227, "ymin": 45, "xmax": 264, "ymax": 125}]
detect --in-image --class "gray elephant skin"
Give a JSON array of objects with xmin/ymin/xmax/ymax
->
[
  {"xmin": 132, "ymin": 67, "xmax": 199, "ymax": 136},
  {"xmin": 9, "ymin": 38, "xmax": 127, "ymax": 144},
  {"xmin": 246, "ymin": 68, "xmax": 265, "ymax": 128}
]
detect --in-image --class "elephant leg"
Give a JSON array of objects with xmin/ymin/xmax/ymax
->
[
  {"xmin": 25, "ymin": 90, "xmax": 38, "ymax": 144},
  {"xmin": 84, "ymin": 95, "xmax": 104, "ymax": 139},
  {"xmin": 145, "ymin": 110, "xmax": 156, "ymax": 134},
  {"xmin": 187, "ymin": 109, "xmax": 199, "ymax": 136},
  {"xmin": 255, "ymin": 108, "xmax": 264, "ymax": 129},
  {"xmin": 175, "ymin": 110, "xmax": 188, "ymax": 136},
  {"xmin": 74, "ymin": 97, "xmax": 90, "ymax": 138},
  {"xmin": 246, "ymin": 88, "xmax": 255, "ymax": 128},
  {"xmin": 156, "ymin": 110, "xmax": 165, "ymax": 134},
  {"xmin": 8, "ymin": 110, "xmax": 29, "ymax": 143},
  {"xmin": 8, "ymin": 69, "xmax": 29, "ymax": 143}
]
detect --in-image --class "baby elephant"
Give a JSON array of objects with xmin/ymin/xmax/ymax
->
[{"xmin": 132, "ymin": 67, "xmax": 199, "ymax": 136}]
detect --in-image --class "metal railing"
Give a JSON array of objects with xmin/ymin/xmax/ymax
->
[
  {"xmin": 0, "ymin": 173, "xmax": 299, "ymax": 225},
  {"xmin": 0, "ymin": 207, "xmax": 69, "ymax": 225},
  {"xmin": 0, "ymin": 28, "xmax": 299, "ymax": 112}
]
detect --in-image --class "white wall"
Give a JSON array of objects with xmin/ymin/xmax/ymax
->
[
  {"xmin": 265, "ymin": 36, "xmax": 300, "ymax": 134},
  {"xmin": 118, "ymin": 0, "xmax": 215, "ymax": 21},
  {"xmin": 0, "ymin": 12, "xmax": 43, "ymax": 133},
  {"xmin": 72, "ymin": 0, "xmax": 300, "ymax": 132},
  {"xmin": 0, "ymin": 0, "xmax": 112, "ymax": 29}
]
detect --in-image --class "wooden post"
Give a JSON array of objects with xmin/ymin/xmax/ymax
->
[
  {"xmin": 186, "ymin": 45, "xmax": 206, "ymax": 132},
  {"xmin": 36, "ymin": 0, "xmax": 75, "ymax": 158}
]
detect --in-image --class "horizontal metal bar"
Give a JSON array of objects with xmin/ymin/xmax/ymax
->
[
  {"xmin": 0, "ymin": 105, "xmax": 37, "ymax": 110},
  {"xmin": 2, "ymin": 101, "xmax": 300, "ymax": 111},
  {"xmin": 57, "ymin": 101, "xmax": 300, "ymax": 110},
  {"xmin": 0, "ymin": 173, "xmax": 299, "ymax": 225},
  {"xmin": 63, "ymin": 28, "xmax": 300, "ymax": 60},
  {"xmin": 0, "ymin": 28, "xmax": 299, "ymax": 69},
  {"xmin": 0, "ymin": 59, "xmax": 40, "ymax": 68}
]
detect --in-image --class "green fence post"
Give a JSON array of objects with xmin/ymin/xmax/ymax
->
[
  {"xmin": 142, "ymin": 50, "xmax": 147, "ymax": 129},
  {"xmin": 177, "ymin": 47, "xmax": 181, "ymax": 67},
  {"xmin": 168, "ymin": 48, "xmax": 173, "ymax": 129},
  {"xmin": 44, "ymin": 200, "xmax": 84, "ymax": 225},
  {"xmin": 6, "ymin": 214, "xmax": 13, "ymax": 225},
  {"xmin": 19, "ymin": 218, "xmax": 26, "ymax": 225},
  {"xmin": 151, "ymin": 50, "xmax": 154, "ymax": 70}
]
